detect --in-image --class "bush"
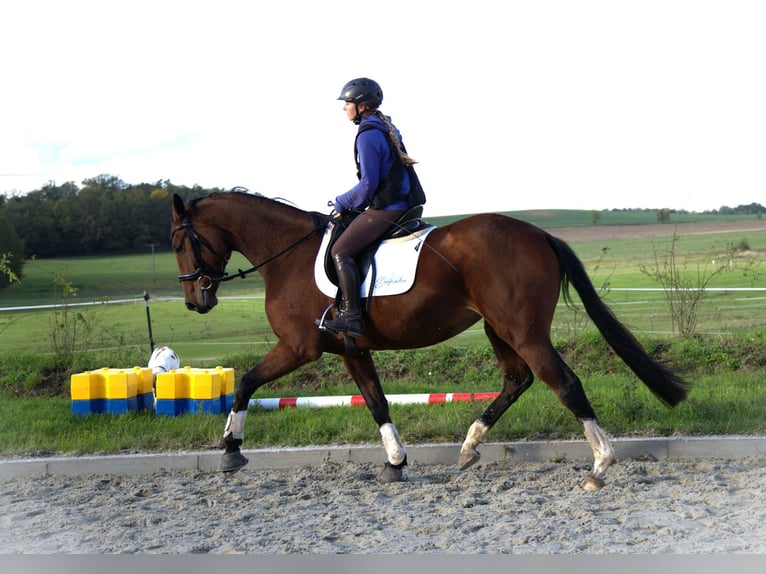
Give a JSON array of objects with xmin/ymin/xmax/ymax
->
[{"xmin": 0, "ymin": 353, "xmax": 70, "ymax": 396}]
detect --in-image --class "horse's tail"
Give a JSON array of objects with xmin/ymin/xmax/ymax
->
[{"xmin": 545, "ymin": 234, "xmax": 689, "ymax": 407}]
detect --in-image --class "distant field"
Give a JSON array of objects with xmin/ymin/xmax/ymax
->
[
  {"xmin": 430, "ymin": 208, "xmax": 763, "ymax": 228},
  {"xmin": 1, "ymin": 211, "xmax": 764, "ymax": 363}
]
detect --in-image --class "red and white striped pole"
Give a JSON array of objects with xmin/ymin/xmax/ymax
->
[{"xmin": 248, "ymin": 392, "xmax": 499, "ymax": 410}]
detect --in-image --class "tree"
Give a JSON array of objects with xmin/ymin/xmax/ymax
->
[
  {"xmin": 717, "ymin": 203, "xmax": 765, "ymax": 215},
  {"xmin": 0, "ymin": 208, "xmax": 24, "ymax": 289},
  {"xmin": 81, "ymin": 174, "xmax": 127, "ymax": 195}
]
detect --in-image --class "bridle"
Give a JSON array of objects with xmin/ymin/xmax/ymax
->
[
  {"xmin": 171, "ymin": 211, "xmax": 329, "ymax": 290},
  {"xmin": 171, "ymin": 219, "xmax": 231, "ymax": 289}
]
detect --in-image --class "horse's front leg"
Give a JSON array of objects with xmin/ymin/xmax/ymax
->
[
  {"xmin": 221, "ymin": 341, "xmax": 319, "ymax": 472},
  {"xmin": 342, "ymin": 350, "xmax": 407, "ymax": 483}
]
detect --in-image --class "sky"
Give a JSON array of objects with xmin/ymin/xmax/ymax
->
[{"xmin": 1, "ymin": 0, "xmax": 764, "ymax": 217}]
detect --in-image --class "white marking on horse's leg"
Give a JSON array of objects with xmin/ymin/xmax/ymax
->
[
  {"xmin": 581, "ymin": 419, "xmax": 616, "ymax": 491},
  {"xmin": 223, "ymin": 410, "xmax": 247, "ymax": 440},
  {"xmin": 462, "ymin": 420, "xmax": 490, "ymax": 452},
  {"xmin": 379, "ymin": 422, "xmax": 406, "ymax": 465},
  {"xmin": 459, "ymin": 420, "xmax": 490, "ymax": 469}
]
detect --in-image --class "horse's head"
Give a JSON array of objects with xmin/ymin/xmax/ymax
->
[{"xmin": 171, "ymin": 193, "xmax": 231, "ymax": 314}]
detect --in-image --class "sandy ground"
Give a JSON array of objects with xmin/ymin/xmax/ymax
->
[{"xmin": 1, "ymin": 456, "xmax": 765, "ymax": 554}]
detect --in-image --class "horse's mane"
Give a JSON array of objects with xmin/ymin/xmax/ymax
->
[
  {"xmin": 187, "ymin": 188, "xmax": 329, "ymax": 229},
  {"xmin": 189, "ymin": 188, "xmax": 306, "ymax": 215}
]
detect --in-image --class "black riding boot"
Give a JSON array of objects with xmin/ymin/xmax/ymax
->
[{"xmin": 323, "ymin": 253, "xmax": 364, "ymax": 337}]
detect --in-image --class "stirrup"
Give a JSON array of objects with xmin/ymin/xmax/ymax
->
[
  {"xmin": 315, "ymin": 304, "xmax": 363, "ymax": 338},
  {"xmin": 323, "ymin": 315, "xmax": 363, "ymax": 338},
  {"xmin": 315, "ymin": 303, "xmax": 338, "ymax": 333}
]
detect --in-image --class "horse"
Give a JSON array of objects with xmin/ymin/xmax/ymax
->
[{"xmin": 170, "ymin": 190, "xmax": 688, "ymax": 491}]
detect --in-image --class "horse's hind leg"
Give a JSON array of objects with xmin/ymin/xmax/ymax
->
[
  {"xmin": 579, "ymin": 418, "xmax": 616, "ymax": 491},
  {"xmin": 342, "ymin": 350, "xmax": 407, "ymax": 483},
  {"xmin": 459, "ymin": 322, "xmax": 535, "ymax": 470},
  {"xmin": 524, "ymin": 342, "xmax": 616, "ymax": 491}
]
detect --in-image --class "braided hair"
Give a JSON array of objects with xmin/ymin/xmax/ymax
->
[{"xmin": 372, "ymin": 110, "xmax": 418, "ymax": 167}]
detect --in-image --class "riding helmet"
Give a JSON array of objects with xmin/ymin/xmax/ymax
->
[{"xmin": 337, "ymin": 78, "xmax": 383, "ymax": 108}]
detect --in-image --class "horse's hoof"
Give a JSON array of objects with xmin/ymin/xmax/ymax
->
[
  {"xmin": 377, "ymin": 462, "xmax": 405, "ymax": 483},
  {"xmin": 220, "ymin": 451, "xmax": 249, "ymax": 473},
  {"xmin": 582, "ymin": 474, "xmax": 605, "ymax": 491},
  {"xmin": 458, "ymin": 449, "xmax": 480, "ymax": 471}
]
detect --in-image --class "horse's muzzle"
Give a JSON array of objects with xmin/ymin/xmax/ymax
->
[{"xmin": 186, "ymin": 293, "xmax": 218, "ymax": 314}]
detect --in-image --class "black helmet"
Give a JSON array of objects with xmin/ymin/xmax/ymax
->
[{"xmin": 337, "ymin": 77, "xmax": 383, "ymax": 108}]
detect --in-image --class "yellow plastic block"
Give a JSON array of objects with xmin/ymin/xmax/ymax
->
[
  {"xmin": 190, "ymin": 370, "xmax": 221, "ymax": 400},
  {"xmin": 71, "ymin": 366, "xmax": 161, "ymax": 415},
  {"xmin": 155, "ymin": 371, "xmax": 182, "ymax": 399},
  {"xmin": 155, "ymin": 366, "xmax": 221, "ymax": 400},
  {"xmin": 216, "ymin": 366, "xmax": 236, "ymax": 395},
  {"xmin": 128, "ymin": 366, "xmax": 154, "ymax": 395},
  {"xmin": 71, "ymin": 371, "xmax": 101, "ymax": 400},
  {"xmin": 108, "ymin": 369, "xmax": 136, "ymax": 399},
  {"xmin": 70, "ymin": 368, "xmax": 137, "ymax": 400}
]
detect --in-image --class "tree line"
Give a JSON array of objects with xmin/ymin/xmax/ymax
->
[
  {"xmin": 0, "ymin": 175, "xmax": 225, "ymax": 287},
  {"xmin": 1, "ymin": 174, "xmax": 765, "ymax": 289}
]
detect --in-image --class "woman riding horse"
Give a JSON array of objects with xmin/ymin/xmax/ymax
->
[{"xmin": 321, "ymin": 77, "xmax": 420, "ymax": 338}]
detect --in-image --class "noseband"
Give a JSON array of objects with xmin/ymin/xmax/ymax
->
[{"xmin": 171, "ymin": 219, "xmax": 231, "ymax": 290}]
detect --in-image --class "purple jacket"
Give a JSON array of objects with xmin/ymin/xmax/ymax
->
[{"xmin": 333, "ymin": 115, "xmax": 411, "ymax": 212}]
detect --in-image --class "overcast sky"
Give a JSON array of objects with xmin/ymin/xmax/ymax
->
[{"xmin": 2, "ymin": 0, "xmax": 764, "ymax": 216}]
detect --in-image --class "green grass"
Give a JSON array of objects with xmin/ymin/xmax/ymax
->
[
  {"xmin": 1, "ymin": 368, "xmax": 763, "ymax": 456},
  {"xmin": 572, "ymin": 231, "xmax": 766, "ymax": 265},
  {"xmin": 1, "ymin": 334, "xmax": 765, "ymax": 457},
  {"xmin": 0, "ymin": 251, "xmax": 261, "ymax": 306},
  {"xmin": 2, "ymin": 228, "xmax": 765, "ymax": 362}
]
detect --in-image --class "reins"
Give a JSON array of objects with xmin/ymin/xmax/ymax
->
[{"xmin": 220, "ymin": 224, "xmax": 326, "ymax": 282}]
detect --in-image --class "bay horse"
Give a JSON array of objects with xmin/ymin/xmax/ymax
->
[{"xmin": 170, "ymin": 191, "xmax": 688, "ymax": 491}]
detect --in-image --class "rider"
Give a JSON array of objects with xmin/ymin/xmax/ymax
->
[{"xmin": 320, "ymin": 77, "xmax": 416, "ymax": 338}]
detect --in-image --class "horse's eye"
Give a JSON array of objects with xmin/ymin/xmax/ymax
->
[{"xmin": 174, "ymin": 242, "xmax": 185, "ymax": 255}]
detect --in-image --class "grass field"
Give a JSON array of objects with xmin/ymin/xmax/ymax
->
[
  {"xmin": 1, "ymin": 209, "xmax": 764, "ymax": 457},
  {"xmin": 423, "ymin": 208, "xmax": 763, "ymax": 228},
  {"xmin": 2, "ymin": 211, "xmax": 764, "ymax": 363}
]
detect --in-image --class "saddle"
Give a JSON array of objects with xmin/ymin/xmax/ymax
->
[{"xmin": 323, "ymin": 205, "xmax": 430, "ymax": 300}]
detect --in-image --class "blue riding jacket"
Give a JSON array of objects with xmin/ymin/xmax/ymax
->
[{"xmin": 333, "ymin": 114, "xmax": 411, "ymax": 213}]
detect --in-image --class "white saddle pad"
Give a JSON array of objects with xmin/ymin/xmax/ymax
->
[{"xmin": 313, "ymin": 223, "xmax": 436, "ymax": 298}]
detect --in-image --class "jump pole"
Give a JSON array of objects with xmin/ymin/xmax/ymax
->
[{"xmin": 249, "ymin": 392, "xmax": 500, "ymax": 410}]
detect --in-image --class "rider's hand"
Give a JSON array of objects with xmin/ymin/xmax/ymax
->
[{"xmin": 328, "ymin": 200, "xmax": 345, "ymax": 219}]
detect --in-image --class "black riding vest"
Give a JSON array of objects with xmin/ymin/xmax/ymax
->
[{"xmin": 354, "ymin": 124, "xmax": 425, "ymax": 210}]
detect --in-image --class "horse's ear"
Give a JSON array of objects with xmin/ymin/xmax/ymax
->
[{"xmin": 172, "ymin": 193, "xmax": 186, "ymax": 220}]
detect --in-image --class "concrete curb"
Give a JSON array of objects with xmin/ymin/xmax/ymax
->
[{"xmin": 1, "ymin": 436, "xmax": 765, "ymax": 479}]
